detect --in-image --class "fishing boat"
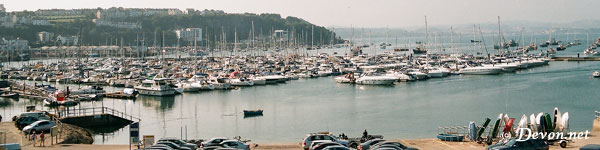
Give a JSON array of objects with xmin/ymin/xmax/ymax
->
[
  {"xmin": 243, "ymin": 109, "xmax": 263, "ymax": 117},
  {"xmin": 44, "ymin": 90, "xmax": 77, "ymax": 106},
  {"xmin": 134, "ymin": 78, "xmax": 177, "ymax": 96},
  {"xmin": 436, "ymin": 133, "xmax": 464, "ymax": 142}
]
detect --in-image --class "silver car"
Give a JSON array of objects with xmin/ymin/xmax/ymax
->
[
  {"xmin": 219, "ymin": 140, "xmax": 250, "ymax": 150},
  {"xmin": 201, "ymin": 137, "xmax": 228, "ymax": 148},
  {"xmin": 22, "ymin": 120, "xmax": 55, "ymax": 134}
]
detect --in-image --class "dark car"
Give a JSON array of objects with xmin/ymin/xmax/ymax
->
[
  {"xmin": 580, "ymin": 144, "xmax": 600, "ymax": 150},
  {"xmin": 487, "ymin": 139, "xmax": 549, "ymax": 150},
  {"xmin": 370, "ymin": 141, "xmax": 418, "ymax": 150}
]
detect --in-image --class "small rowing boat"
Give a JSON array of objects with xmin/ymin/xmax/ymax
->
[{"xmin": 243, "ymin": 109, "xmax": 263, "ymax": 117}]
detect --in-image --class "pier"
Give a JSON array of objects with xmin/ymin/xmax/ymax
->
[
  {"xmin": 49, "ymin": 107, "xmax": 140, "ymax": 133},
  {"xmin": 594, "ymin": 111, "xmax": 600, "ymax": 132},
  {"xmin": 551, "ymin": 57, "xmax": 600, "ymax": 61}
]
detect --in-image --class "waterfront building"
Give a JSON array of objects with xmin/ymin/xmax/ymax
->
[
  {"xmin": 176, "ymin": 28, "xmax": 202, "ymax": 42},
  {"xmin": 56, "ymin": 35, "xmax": 79, "ymax": 46},
  {"xmin": 38, "ymin": 31, "xmax": 55, "ymax": 42}
]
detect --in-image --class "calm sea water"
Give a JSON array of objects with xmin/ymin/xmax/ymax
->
[
  {"xmin": 1, "ymin": 33, "xmax": 600, "ymax": 144},
  {"xmin": 1, "ymin": 60, "xmax": 600, "ymax": 144}
]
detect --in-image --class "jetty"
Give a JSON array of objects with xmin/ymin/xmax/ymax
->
[
  {"xmin": 551, "ymin": 57, "xmax": 600, "ymax": 61},
  {"xmin": 48, "ymin": 107, "xmax": 140, "ymax": 133}
]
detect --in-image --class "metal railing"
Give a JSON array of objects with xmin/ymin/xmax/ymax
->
[{"xmin": 50, "ymin": 107, "xmax": 141, "ymax": 122}]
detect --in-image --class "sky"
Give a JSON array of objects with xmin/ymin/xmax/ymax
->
[{"xmin": 1, "ymin": 0, "xmax": 598, "ymax": 28}]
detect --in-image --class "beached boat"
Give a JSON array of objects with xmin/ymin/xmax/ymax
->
[{"xmin": 436, "ymin": 134, "xmax": 464, "ymax": 142}]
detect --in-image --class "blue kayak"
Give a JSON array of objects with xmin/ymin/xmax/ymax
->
[{"xmin": 437, "ymin": 133, "xmax": 465, "ymax": 142}]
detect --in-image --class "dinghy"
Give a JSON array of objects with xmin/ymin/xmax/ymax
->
[
  {"xmin": 554, "ymin": 107, "xmax": 562, "ymax": 131},
  {"xmin": 529, "ymin": 114, "xmax": 537, "ymax": 132},
  {"xmin": 243, "ymin": 109, "xmax": 263, "ymax": 117},
  {"xmin": 437, "ymin": 133, "xmax": 464, "ymax": 142},
  {"xmin": 561, "ymin": 112, "xmax": 569, "ymax": 133}
]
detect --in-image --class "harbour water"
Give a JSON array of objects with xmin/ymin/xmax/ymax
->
[
  {"xmin": 1, "ymin": 59, "xmax": 600, "ymax": 144},
  {"xmin": 1, "ymin": 31, "xmax": 600, "ymax": 144}
]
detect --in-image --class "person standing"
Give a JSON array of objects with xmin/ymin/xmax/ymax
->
[
  {"xmin": 32, "ymin": 131, "xmax": 36, "ymax": 147},
  {"xmin": 40, "ymin": 131, "xmax": 45, "ymax": 147}
]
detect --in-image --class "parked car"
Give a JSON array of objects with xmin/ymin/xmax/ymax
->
[
  {"xmin": 15, "ymin": 116, "xmax": 40, "ymax": 129},
  {"xmin": 359, "ymin": 139, "xmax": 385, "ymax": 150},
  {"xmin": 219, "ymin": 140, "xmax": 250, "ymax": 150},
  {"xmin": 580, "ymin": 144, "xmax": 600, "ymax": 150},
  {"xmin": 370, "ymin": 141, "xmax": 417, "ymax": 150},
  {"xmin": 201, "ymin": 137, "xmax": 228, "ymax": 148},
  {"xmin": 312, "ymin": 142, "xmax": 344, "ymax": 150},
  {"xmin": 147, "ymin": 145, "xmax": 176, "ymax": 150},
  {"xmin": 22, "ymin": 120, "xmax": 55, "ymax": 134},
  {"xmin": 323, "ymin": 145, "xmax": 352, "ymax": 150},
  {"xmin": 486, "ymin": 139, "xmax": 549, "ymax": 150},
  {"xmin": 0, "ymin": 143, "xmax": 21, "ymax": 150},
  {"xmin": 158, "ymin": 137, "xmax": 197, "ymax": 149},
  {"xmin": 309, "ymin": 140, "xmax": 333, "ymax": 150},
  {"xmin": 302, "ymin": 133, "xmax": 349, "ymax": 150},
  {"xmin": 156, "ymin": 141, "xmax": 192, "ymax": 150}
]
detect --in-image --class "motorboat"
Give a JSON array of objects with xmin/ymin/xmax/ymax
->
[
  {"xmin": 134, "ymin": 78, "xmax": 177, "ymax": 96},
  {"xmin": 230, "ymin": 78, "xmax": 255, "ymax": 86},
  {"xmin": 459, "ymin": 66, "xmax": 503, "ymax": 75},
  {"xmin": 355, "ymin": 72, "xmax": 397, "ymax": 85}
]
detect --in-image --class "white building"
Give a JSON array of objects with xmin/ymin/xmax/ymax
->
[
  {"xmin": 38, "ymin": 31, "xmax": 54, "ymax": 42},
  {"xmin": 273, "ymin": 30, "xmax": 289, "ymax": 42},
  {"xmin": 176, "ymin": 28, "xmax": 202, "ymax": 42},
  {"xmin": 0, "ymin": 4, "xmax": 6, "ymax": 13},
  {"xmin": 57, "ymin": 35, "xmax": 79, "ymax": 45},
  {"xmin": 0, "ymin": 39, "xmax": 29, "ymax": 50}
]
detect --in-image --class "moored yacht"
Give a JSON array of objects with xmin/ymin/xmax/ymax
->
[
  {"xmin": 459, "ymin": 66, "xmax": 503, "ymax": 75},
  {"xmin": 355, "ymin": 72, "xmax": 397, "ymax": 85},
  {"xmin": 134, "ymin": 78, "xmax": 177, "ymax": 96}
]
